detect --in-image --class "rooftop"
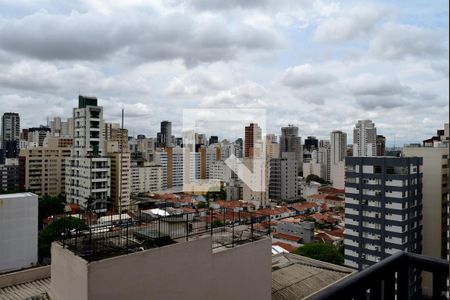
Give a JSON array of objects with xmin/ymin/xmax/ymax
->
[
  {"xmin": 0, "ymin": 278, "xmax": 50, "ymax": 300},
  {"xmin": 1, "ymin": 251, "xmax": 355, "ymax": 300},
  {"xmin": 58, "ymin": 208, "xmax": 271, "ymax": 262},
  {"xmin": 272, "ymin": 253, "xmax": 354, "ymax": 300}
]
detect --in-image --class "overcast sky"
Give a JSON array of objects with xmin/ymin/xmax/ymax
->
[{"xmin": 0, "ymin": 0, "xmax": 448, "ymax": 145}]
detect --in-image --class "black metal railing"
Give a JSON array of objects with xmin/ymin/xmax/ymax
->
[
  {"xmin": 52, "ymin": 208, "xmax": 271, "ymax": 262},
  {"xmin": 310, "ymin": 251, "xmax": 449, "ymax": 300}
]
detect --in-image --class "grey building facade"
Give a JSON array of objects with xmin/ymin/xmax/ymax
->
[
  {"xmin": 344, "ymin": 156, "xmax": 422, "ymax": 295},
  {"xmin": 269, "ymin": 154, "xmax": 298, "ymax": 202},
  {"xmin": 277, "ymin": 221, "xmax": 314, "ymax": 243},
  {"xmin": 279, "ymin": 125, "xmax": 303, "ymax": 170},
  {"xmin": 157, "ymin": 121, "xmax": 172, "ymax": 148},
  {"xmin": 2, "ymin": 112, "xmax": 20, "ymax": 144}
]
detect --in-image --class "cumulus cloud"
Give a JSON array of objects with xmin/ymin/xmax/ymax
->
[
  {"xmin": 348, "ymin": 74, "xmax": 410, "ymax": 96},
  {"xmin": 189, "ymin": 0, "xmax": 270, "ymax": 11},
  {"xmin": 0, "ymin": 0, "xmax": 447, "ymax": 145},
  {"xmin": 369, "ymin": 24, "xmax": 447, "ymax": 59},
  {"xmin": 314, "ymin": 4, "xmax": 390, "ymax": 42},
  {"xmin": 0, "ymin": 60, "xmax": 127, "ymax": 95},
  {"xmin": 201, "ymin": 83, "xmax": 268, "ymax": 108},
  {"xmin": 281, "ymin": 64, "xmax": 335, "ymax": 89},
  {"xmin": 0, "ymin": 10, "xmax": 283, "ymax": 66}
]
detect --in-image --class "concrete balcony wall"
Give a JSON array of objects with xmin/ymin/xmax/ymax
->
[{"xmin": 49, "ymin": 237, "xmax": 271, "ymax": 300}]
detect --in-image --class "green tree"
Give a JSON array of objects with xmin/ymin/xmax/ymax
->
[
  {"xmin": 38, "ymin": 195, "xmax": 66, "ymax": 229},
  {"xmin": 212, "ymin": 219, "xmax": 224, "ymax": 228},
  {"xmin": 293, "ymin": 243, "xmax": 344, "ymax": 265},
  {"xmin": 205, "ymin": 188, "xmax": 227, "ymax": 202},
  {"xmin": 196, "ymin": 201, "xmax": 207, "ymax": 209},
  {"xmin": 305, "ymin": 174, "xmax": 327, "ymax": 184},
  {"xmin": 38, "ymin": 217, "xmax": 88, "ymax": 260}
]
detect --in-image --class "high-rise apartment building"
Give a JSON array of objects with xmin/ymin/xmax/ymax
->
[
  {"xmin": 2, "ymin": 112, "xmax": 20, "ymax": 145},
  {"xmin": 131, "ymin": 162, "xmax": 165, "ymax": 194},
  {"xmin": 19, "ymin": 137, "xmax": 71, "ymax": 196},
  {"xmin": 344, "ymin": 157, "xmax": 422, "ymax": 283},
  {"xmin": 66, "ymin": 96, "xmax": 110, "ymax": 212},
  {"xmin": 244, "ymin": 123, "xmax": 262, "ymax": 158},
  {"xmin": 105, "ymin": 141, "xmax": 131, "ymax": 211},
  {"xmin": 402, "ymin": 146, "xmax": 448, "ymax": 256},
  {"xmin": 403, "ymin": 144, "xmax": 449, "ymax": 295},
  {"xmin": 331, "ymin": 131, "xmax": 347, "ymax": 165},
  {"xmin": 137, "ymin": 138, "xmax": 155, "ymax": 162},
  {"xmin": 49, "ymin": 117, "xmax": 73, "ymax": 137},
  {"xmin": 235, "ymin": 138, "xmax": 243, "ymax": 158},
  {"xmin": 280, "ymin": 125, "xmax": 303, "ymax": 170},
  {"xmin": 318, "ymin": 140, "xmax": 331, "ymax": 182},
  {"xmin": 376, "ymin": 135, "xmax": 386, "ymax": 156},
  {"xmin": 265, "ymin": 134, "xmax": 279, "ymax": 160},
  {"xmin": 209, "ymin": 135, "xmax": 219, "ymax": 145},
  {"xmin": 2, "ymin": 113, "xmax": 20, "ymax": 158},
  {"xmin": 154, "ymin": 147, "xmax": 184, "ymax": 188},
  {"xmin": 269, "ymin": 153, "xmax": 298, "ymax": 202},
  {"xmin": 0, "ymin": 158, "xmax": 19, "ymax": 192},
  {"xmin": 27, "ymin": 126, "xmax": 51, "ymax": 147},
  {"xmin": 304, "ymin": 136, "xmax": 318, "ymax": 152},
  {"xmin": 353, "ymin": 120, "xmax": 377, "ymax": 157},
  {"xmin": 157, "ymin": 121, "xmax": 173, "ymax": 148},
  {"xmin": 330, "ymin": 131, "xmax": 347, "ymax": 189}
]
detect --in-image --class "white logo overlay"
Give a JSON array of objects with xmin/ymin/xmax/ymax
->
[{"xmin": 182, "ymin": 108, "xmax": 267, "ymax": 194}]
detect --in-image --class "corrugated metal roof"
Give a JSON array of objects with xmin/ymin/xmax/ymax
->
[
  {"xmin": 0, "ymin": 278, "xmax": 49, "ymax": 300},
  {"xmin": 272, "ymin": 253, "xmax": 354, "ymax": 300}
]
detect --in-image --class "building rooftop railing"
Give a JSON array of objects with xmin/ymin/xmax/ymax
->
[
  {"xmin": 53, "ymin": 208, "xmax": 271, "ymax": 262},
  {"xmin": 309, "ymin": 251, "xmax": 449, "ymax": 300}
]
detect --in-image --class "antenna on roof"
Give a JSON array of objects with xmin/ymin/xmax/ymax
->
[{"xmin": 119, "ymin": 105, "xmax": 124, "ymax": 221}]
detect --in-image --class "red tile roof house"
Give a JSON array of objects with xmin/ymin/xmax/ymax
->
[
  {"xmin": 287, "ymin": 202, "xmax": 320, "ymax": 215},
  {"xmin": 305, "ymin": 193, "xmax": 345, "ymax": 207},
  {"xmin": 257, "ymin": 207, "xmax": 296, "ymax": 221},
  {"xmin": 272, "ymin": 241, "xmax": 297, "ymax": 253}
]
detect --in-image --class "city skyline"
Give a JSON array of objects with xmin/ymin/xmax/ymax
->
[
  {"xmin": 0, "ymin": 1, "xmax": 447, "ymax": 145},
  {"xmin": 0, "ymin": 104, "xmax": 445, "ymax": 148}
]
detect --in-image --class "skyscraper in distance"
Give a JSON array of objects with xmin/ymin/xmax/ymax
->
[
  {"xmin": 2, "ymin": 112, "xmax": 20, "ymax": 145},
  {"xmin": 244, "ymin": 123, "xmax": 262, "ymax": 158},
  {"xmin": 2, "ymin": 112, "xmax": 20, "ymax": 158},
  {"xmin": 279, "ymin": 125, "xmax": 302, "ymax": 170},
  {"xmin": 353, "ymin": 120, "xmax": 377, "ymax": 157},
  {"xmin": 330, "ymin": 130, "xmax": 347, "ymax": 165},
  {"xmin": 330, "ymin": 130, "xmax": 347, "ymax": 189},
  {"xmin": 376, "ymin": 135, "xmax": 386, "ymax": 156},
  {"xmin": 304, "ymin": 136, "xmax": 318, "ymax": 152},
  {"xmin": 157, "ymin": 121, "xmax": 173, "ymax": 148}
]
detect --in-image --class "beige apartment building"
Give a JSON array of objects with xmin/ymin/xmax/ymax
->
[
  {"xmin": 105, "ymin": 141, "xmax": 131, "ymax": 211},
  {"xmin": 403, "ymin": 144, "xmax": 449, "ymax": 295},
  {"xmin": 130, "ymin": 161, "xmax": 165, "ymax": 194},
  {"xmin": 19, "ymin": 137, "xmax": 71, "ymax": 197}
]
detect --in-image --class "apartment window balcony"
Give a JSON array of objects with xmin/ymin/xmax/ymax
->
[{"xmin": 309, "ymin": 251, "xmax": 448, "ymax": 300}]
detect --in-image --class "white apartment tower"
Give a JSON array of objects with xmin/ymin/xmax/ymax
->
[
  {"xmin": 353, "ymin": 120, "xmax": 377, "ymax": 157},
  {"xmin": 66, "ymin": 96, "xmax": 110, "ymax": 212},
  {"xmin": 331, "ymin": 131, "xmax": 347, "ymax": 165},
  {"xmin": 330, "ymin": 130, "xmax": 347, "ymax": 189}
]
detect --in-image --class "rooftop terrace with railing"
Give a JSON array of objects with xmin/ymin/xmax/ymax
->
[{"xmin": 55, "ymin": 208, "xmax": 271, "ymax": 262}]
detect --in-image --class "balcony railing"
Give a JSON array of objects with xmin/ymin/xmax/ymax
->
[
  {"xmin": 53, "ymin": 208, "xmax": 271, "ymax": 263},
  {"xmin": 310, "ymin": 251, "xmax": 449, "ymax": 300}
]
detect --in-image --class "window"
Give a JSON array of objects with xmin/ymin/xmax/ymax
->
[{"xmin": 374, "ymin": 166, "xmax": 382, "ymax": 174}]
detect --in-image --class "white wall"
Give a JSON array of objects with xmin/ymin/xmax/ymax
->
[
  {"xmin": 50, "ymin": 237, "xmax": 271, "ymax": 300},
  {"xmin": 0, "ymin": 193, "xmax": 38, "ymax": 273}
]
